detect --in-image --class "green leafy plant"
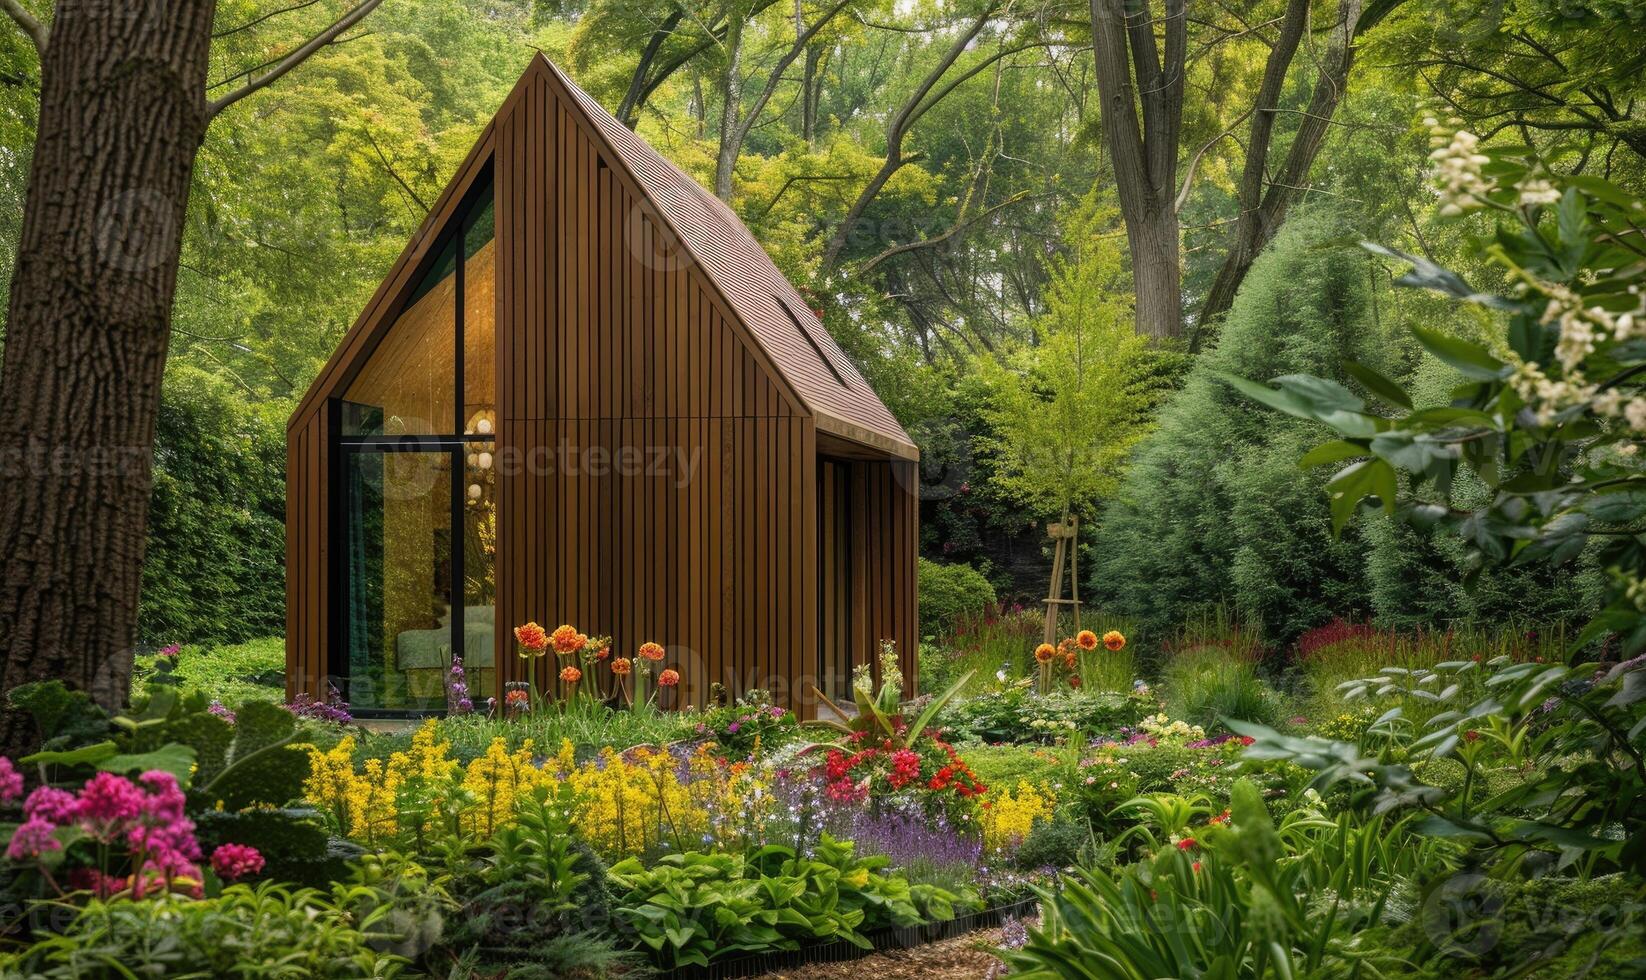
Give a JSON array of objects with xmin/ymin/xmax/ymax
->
[
  {"xmin": 1225, "ymin": 142, "xmax": 1646, "ymax": 877},
  {"xmin": 1006, "ymin": 781, "xmax": 1427, "ymax": 978},
  {"xmin": 936, "ymin": 684, "xmax": 1148, "ymax": 746},
  {"xmin": 0, "ymin": 881, "xmax": 407, "ymax": 978},
  {"xmin": 607, "ymin": 834, "xmax": 961, "ymax": 969}
]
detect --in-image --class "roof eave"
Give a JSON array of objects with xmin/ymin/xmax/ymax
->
[{"xmin": 816, "ymin": 412, "xmax": 920, "ymax": 461}]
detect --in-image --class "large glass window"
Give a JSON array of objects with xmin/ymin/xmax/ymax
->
[{"xmin": 336, "ymin": 173, "xmax": 495, "ymax": 714}]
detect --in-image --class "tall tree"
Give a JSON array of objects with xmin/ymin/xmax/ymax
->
[
  {"xmin": 1089, "ymin": 0, "xmax": 1403, "ymax": 343},
  {"xmin": 1087, "ymin": 0, "xmax": 1186, "ymax": 342},
  {"xmin": 0, "ymin": 0, "xmax": 383, "ymax": 756}
]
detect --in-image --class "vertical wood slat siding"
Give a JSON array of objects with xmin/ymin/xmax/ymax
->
[
  {"xmin": 491, "ymin": 71, "xmax": 818, "ymax": 714},
  {"xmin": 289, "ymin": 63, "xmax": 911, "ymax": 720},
  {"xmin": 284, "ymin": 412, "xmax": 327, "ymax": 701}
]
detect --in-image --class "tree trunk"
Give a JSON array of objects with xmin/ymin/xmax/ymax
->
[
  {"xmin": 713, "ymin": 13, "xmax": 746, "ymax": 200},
  {"xmin": 0, "ymin": 1, "xmax": 216, "ymax": 757},
  {"xmin": 1196, "ymin": 0, "xmax": 1363, "ymax": 335},
  {"xmin": 1089, "ymin": 0, "xmax": 1186, "ymax": 341},
  {"xmin": 801, "ymin": 44, "xmax": 820, "ymax": 143},
  {"xmin": 1126, "ymin": 205, "xmax": 1182, "ymax": 343}
]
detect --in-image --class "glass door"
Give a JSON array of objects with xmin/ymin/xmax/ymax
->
[{"xmin": 331, "ymin": 171, "xmax": 496, "ymax": 715}]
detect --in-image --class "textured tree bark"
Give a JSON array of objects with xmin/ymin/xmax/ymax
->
[
  {"xmin": 0, "ymin": 1, "xmax": 217, "ymax": 756},
  {"xmin": 1088, "ymin": 0, "xmax": 1186, "ymax": 341},
  {"xmin": 713, "ymin": 13, "xmax": 745, "ymax": 200},
  {"xmin": 1195, "ymin": 0, "xmax": 1363, "ymax": 338}
]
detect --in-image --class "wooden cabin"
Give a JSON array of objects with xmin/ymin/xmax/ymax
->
[{"xmin": 285, "ymin": 56, "xmax": 919, "ymax": 718}]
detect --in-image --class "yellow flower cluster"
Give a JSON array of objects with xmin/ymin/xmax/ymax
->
[
  {"xmin": 461, "ymin": 736, "xmax": 557, "ymax": 837},
  {"xmin": 559, "ymin": 745, "xmax": 710, "ymax": 859},
  {"xmin": 303, "ymin": 722, "xmax": 463, "ymax": 842},
  {"xmin": 305, "ymin": 723, "xmax": 779, "ymax": 863},
  {"xmin": 981, "ymin": 780, "xmax": 1055, "ymax": 852}
]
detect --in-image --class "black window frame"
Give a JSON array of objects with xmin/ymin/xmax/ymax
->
[{"xmin": 328, "ymin": 167, "xmax": 496, "ymax": 718}]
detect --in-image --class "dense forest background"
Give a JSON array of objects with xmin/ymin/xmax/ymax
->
[{"xmin": 1, "ymin": 0, "xmax": 1640, "ymax": 649}]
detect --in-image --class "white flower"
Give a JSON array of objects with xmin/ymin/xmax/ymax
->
[
  {"xmin": 1428, "ymin": 128, "xmax": 1493, "ymax": 213},
  {"xmin": 1593, "ymin": 388, "xmax": 1624, "ymax": 417},
  {"xmin": 1516, "ymin": 176, "xmax": 1561, "ymax": 207},
  {"xmin": 1625, "ymin": 398, "xmax": 1646, "ymax": 433}
]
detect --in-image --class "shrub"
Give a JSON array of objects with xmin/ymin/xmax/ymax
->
[
  {"xmin": 1005, "ymin": 781, "xmax": 1432, "ymax": 978},
  {"xmin": 0, "ymin": 882, "xmax": 405, "ymax": 977},
  {"xmin": 918, "ymin": 558, "xmax": 997, "ymax": 637},
  {"xmin": 608, "ymin": 836, "xmax": 963, "ymax": 969},
  {"xmin": 936, "ymin": 686, "xmax": 1149, "ymax": 745},
  {"xmin": 140, "ymin": 366, "xmax": 287, "ymax": 647},
  {"xmin": 960, "ymin": 744, "xmax": 1065, "ymax": 792},
  {"xmin": 1011, "ymin": 812, "xmax": 1096, "ymax": 871},
  {"xmin": 689, "ymin": 689, "xmax": 798, "ymax": 758},
  {"xmin": 1091, "ymin": 209, "xmax": 1597, "ymax": 645},
  {"xmin": 1090, "ymin": 211, "xmax": 1387, "ymax": 646}
]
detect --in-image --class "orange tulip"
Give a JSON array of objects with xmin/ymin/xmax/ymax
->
[
  {"xmin": 1034, "ymin": 643, "xmax": 1055, "ymax": 664},
  {"xmin": 1076, "ymin": 630, "xmax": 1098, "ymax": 651},
  {"xmin": 658, "ymin": 668, "xmax": 680, "ymax": 686},
  {"xmin": 560, "ymin": 665, "xmax": 582, "ymax": 684},
  {"xmin": 1103, "ymin": 630, "xmax": 1126, "ymax": 652},
  {"xmin": 638, "ymin": 641, "xmax": 666, "ymax": 662},
  {"xmin": 610, "ymin": 657, "xmax": 633, "ymax": 676}
]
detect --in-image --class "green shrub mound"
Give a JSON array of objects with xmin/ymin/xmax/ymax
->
[
  {"xmin": 1090, "ymin": 210, "xmax": 1598, "ymax": 645},
  {"xmin": 608, "ymin": 835, "xmax": 967, "ymax": 969},
  {"xmin": 917, "ymin": 558, "xmax": 998, "ymax": 637}
]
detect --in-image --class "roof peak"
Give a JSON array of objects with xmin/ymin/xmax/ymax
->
[{"xmin": 527, "ymin": 55, "xmax": 917, "ymax": 460}]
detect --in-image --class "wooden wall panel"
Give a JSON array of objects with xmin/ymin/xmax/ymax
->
[
  {"xmin": 848, "ymin": 460, "xmax": 919, "ymax": 699},
  {"xmin": 292, "ymin": 64, "xmax": 911, "ymax": 720},
  {"xmin": 490, "ymin": 71, "xmax": 818, "ymax": 713},
  {"xmin": 284, "ymin": 411, "xmax": 328, "ymax": 701}
]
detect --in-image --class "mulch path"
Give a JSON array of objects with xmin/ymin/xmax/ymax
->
[{"xmin": 751, "ymin": 926, "xmax": 1014, "ymax": 980}]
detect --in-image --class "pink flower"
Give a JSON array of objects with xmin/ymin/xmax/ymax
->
[
  {"xmin": 0, "ymin": 757, "xmax": 22, "ymax": 803},
  {"xmin": 23, "ymin": 786, "xmax": 79, "ymax": 824},
  {"xmin": 137, "ymin": 771, "xmax": 187, "ymax": 824},
  {"xmin": 76, "ymin": 772, "xmax": 144, "ymax": 838},
  {"xmin": 210, "ymin": 843, "xmax": 265, "ymax": 881},
  {"xmin": 158, "ymin": 644, "xmax": 181, "ymax": 659},
  {"xmin": 6, "ymin": 817, "xmax": 61, "ymax": 860}
]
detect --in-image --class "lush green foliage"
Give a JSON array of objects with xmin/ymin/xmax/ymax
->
[
  {"xmin": 0, "ymin": 882, "xmax": 407, "ymax": 978},
  {"xmin": 1161, "ymin": 648, "xmax": 1285, "ymax": 731},
  {"xmin": 1229, "ymin": 149, "xmax": 1646, "ymax": 878},
  {"xmin": 936, "ymin": 685, "xmax": 1148, "ymax": 746},
  {"xmin": 1007, "ymin": 781, "xmax": 1448, "ymax": 979},
  {"xmin": 608, "ymin": 835, "xmax": 962, "ymax": 968},
  {"xmin": 131, "ymin": 637, "xmax": 285, "ymax": 709},
  {"xmin": 140, "ymin": 368, "xmax": 287, "ymax": 647},
  {"xmin": 917, "ymin": 559, "xmax": 997, "ymax": 638}
]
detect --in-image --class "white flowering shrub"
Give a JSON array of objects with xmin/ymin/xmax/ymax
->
[{"xmin": 1222, "ymin": 132, "xmax": 1646, "ymax": 876}]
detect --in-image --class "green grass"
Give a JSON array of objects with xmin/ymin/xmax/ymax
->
[
  {"xmin": 131, "ymin": 636, "xmax": 286, "ymax": 708},
  {"xmin": 1294, "ymin": 621, "xmax": 1570, "ymax": 726},
  {"xmin": 448, "ymin": 707, "xmax": 692, "ymax": 757},
  {"xmin": 924, "ymin": 605, "xmax": 1137, "ymax": 696},
  {"xmin": 961, "ymin": 743, "xmax": 1068, "ymax": 793},
  {"xmin": 1160, "ymin": 646, "xmax": 1285, "ymax": 731}
]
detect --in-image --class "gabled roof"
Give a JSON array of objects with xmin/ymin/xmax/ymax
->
[{"xmin": 539, "ymin": 57, "xmax": 917, "ymax": 461}]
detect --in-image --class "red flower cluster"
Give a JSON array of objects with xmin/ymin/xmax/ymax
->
[
  {"xmin": 888, "ymin": 749, "xmax": 922, "ymax": 789},
  {"xmin": 925, "ymin": 736, "xmax": 986, "ymax": 798}
]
